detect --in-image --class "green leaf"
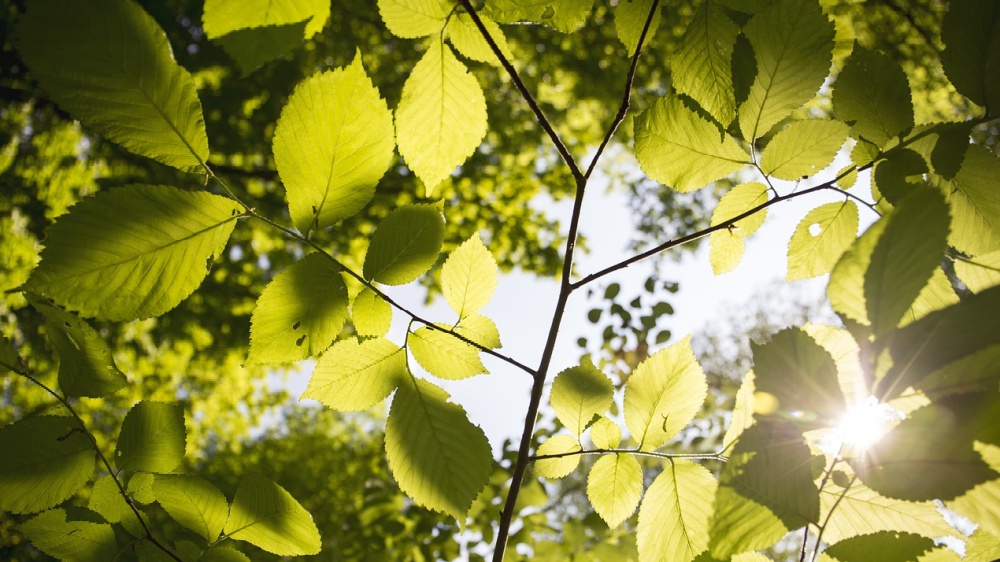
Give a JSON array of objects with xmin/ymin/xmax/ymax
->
[
  {"xmin": 941, "ymin": 0, "xmax": 1000, "ymax": 110},
  {"xmin": 213, "ymin": 21, "xmax": 311, "ymax": 76},
  {"xmin": 115, "ymin": 401, "xmax": 186, "ymax": 474},
  {"xmin": 590, "ymin": 416, "xmax": 622, "ymax": 449},
  {"xmin": 128, "ymin": 473, "xmax": 157, "ymax": 504},
  {"xmin": 408, "ymin": 326, "xmax": 488, "ymax": 380},
  {"xmin": 827, "ymin": 217, "xmax": 887, "ymax": 325},
  {"xmin": 363, "ymin": 205, "xmax": 445, "ymax": 285},
  {"xmin": 27, "ymin": 185, "xmax": 241, "ymax": 322},
  {"xmin": 273, "ymin": 56, "xmax": 395, "ymax": 233},
  {"xmin": 535, "ymin": 435, "xmax": 582, "ymax": 479},
  {"xmin": 711, "ymin": 182, "xmax": 770, "ymax": 235},
  {"xmin": 302, "ymin": 337, "xmax": 406, "ymax": 411},
  {"xmin": 722, "ymin": 371, "xmax": 755, "ymax": 454},
  {"xmin": 28, "ymin": 297, "xmax": 126, "ymax": 398},
  {"xmin": 396, "ymin": 38, "xmax": 488, "ymax": 189},
  {"xmin": 153, "ymin": 474, "xmax": 229, "ymax": 541},
  {"xmin": 946, "ymin": 146, "xmax": 1000, "ymax": 257},
  {"xmin": 709, "ymin": 230, "xmax": 745, "ymax": 275},
  {"xmin": 751, "ymin": 328, "xmax": 845, "ymax": 427},
  {"xmin": 352, "ymin": 286, "xmax": 393, "ymax": 337},
  {"xmin": 615, "ymin": 0, "xmax": 661, "ymax": 57},
  {"xmin": 873, "ymin": 149, "xmax": 930, "ymax": 206},
  {"xmin": 624, "ymin": 336, "xmax": 708, "ymax": 451},
  {"xmin": 442, "ymin": 233, "xmax": 498, "ymax": 319},
  {"xmin": 820, "ymin": 477, "xmax": 955, "ymax": 544},
  {"xmin": 670, "ymin": 1, "xmax": 739, "ymax": 125},
  {"xmin": 737, "ymin": 0, "xmax": 835, "ymax": 140},
  {"xmin": 20, "ymin": 509, "xmax": 116, "ymax": 562},
  {"xmin": 635, "ymin": 96, "xmax": 749, "ymax": 192},
  {"xmin": 224, "ymin": 474, "xmax": 321, "ymax": 556},
  {"xmin": 0, "ymin": 333, "xmax": 22, "ymax": 374},
  {"xmin": 917, "ymin": 343, "xmax": 1000, "ymax": 399},
  {"xmin": 247, "ymin": 253, "xmax": 348, "ymax": 364},
  {"xmin": 87, "ymin": 475, "xmax": 129, "ymax": 524},
  {"xmin": 587, "ymin": 454, "xmax": 643, "ymax": 528},
  {"xmin": 760, "ymin": 120, "xmax": 850, "ymax": 180},
  {"xmin": 550, "ymin": 357, "xmax": 614, "ymax": 437},
  {"xmin": 833, "ymin": 45, "xmax": 915, "ymax": 147},
  {"xmin": 0, "ymin": 416, "xmax": 94, "ymax": 514},
  {"xmin": 637, "ymin": 459, "xmax": 716, "ymax": 562},
  {"xmin": 486, "ymin": 0, "xmax": 594, "ymax": 32},
  {"xmin": 378, "ymin": 0, "xmax": 449, "ymax": 38},
  {"xmin": 787, "ymin": 200, "xmax": 859, "ymax": 281},
  {"xmin": 865, "ymin": 188, "xmax": 950, "ymax": 337},
  {"xmin": 446, "ymin": 13, "xmax": 513, "ymax": 66},
  {"xmin": 203, "ymin": 0, "xmax": 328, "ymax": 38},
  {"xmin": 952, "ymin": 478, "xmax": 1000, "ymax": 538},
  {"xmin": 956, "ymin": 250, "xmax": 1000, "ymax": 293},
  {"xmin": 966, "ymin": 529, "xmax": 1000, "ymax": 562},
  {"xmin": 897, "ymin": 267, "xmax": 959, "ymax": 329},
  {"xmin": 893, "ymin": 122, "xmax": 973, "ymax": 180},
  {"xmin": 708, "ymin": 485, "xmax": 789, "ymax": 559},
  {"xmin": 455, "ymin": 314, "xmax": 502, "ymax": 349},
  {"xmin": 852, "ymin": 393, "xmax": 1000, "ymax": 501},
  {"xmin": 824, "ymin": 532, "xmax": 935, "ymax": 562},
  {"xmin": 201, "ymin": 547, "xmax": 253, "ymax": 562},
  {"xmin": 385, "ymin": 376, "xmax": 492, "ymax": 519},
  {"xmin": 16, "ymin": 0, "xmax": 208, "ymax": 172}
]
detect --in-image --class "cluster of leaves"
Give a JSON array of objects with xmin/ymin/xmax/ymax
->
[{"xmin": 1, "ymin": 0, "xmax": 1000, "ymax": 561}]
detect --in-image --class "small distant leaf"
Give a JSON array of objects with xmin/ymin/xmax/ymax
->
[
  {"xmin": 737, "ymin": 0, "xmax": 835, "ymax": 140},
  {"xmin": 624, "ymin": 336, "xmax": 708, "ymax": 451},
  {"xmin": 0, "ymin": 416, "xmax": 94, "ymax": 514},
  {"xmin": 787, "ymin": 200, "xmax": 859, "ymax": 281},
  {"xmin": 455, "ymin": 314, "xmax": 502, "ymax": 349},
  {"xmin": 443, "ymin": 233, "xmax": 498, "ymax": 319},
  {"xmin": 638, "ymin": 459, "xmax": 716, "ymax": 562},
  {"xmin": 363, "ymin": 205, "xmax": 445, "ymax": 285},
  {"xmin": 154, "ymin": 474, "xmax": 228, "ymax": 541},
  {"xmin": 947, "ymin": 146, "xmax": 1000, "ymax": 257},
  {"xmin": 955, "ymin": 250, "xmax": 1000, "ymax": 293},
  {"xmin": 709, "ymin": 230, "xmax": 745, "ymax": 275},
  {"xmin": 29, "ymin": 297, "xmax": 126, "ymax": 398},
  {"xmin": 824, "ymin": 532, "xmax": 935, "ymax": 562},
  {"xmin": 550, "ymin": 358, "xmax": 614, "ymax": 436},
  {"xmin": 378, "ymin": 0, "xmax": 449, "ymax": 38},
  {"xmin": 635, "ymin": 96, "xmax": 749, "ymax": 192},
  {"xmin": 446, "ymin": 13, "xmax": 513, "ymax": 66},
  {"xmin": 587, "ymin": 454, "xmax": 643, "ymax": 528},
  {"xmin": 352, "ymin": 287, "xmax": 393, "ymax": 337},
  {"xmin": 16, "ymin": 0, "xmax": 209, "ymax": 172},
  {"xmin": 385, "ymin": 377, "xmax": 492, "ymax": 519},
  {"xmin": 224, "ymin": 474, "xmax": 321, "ymax": 556},
  {"xmin": 615, "ymin": 0, "xmax": 661, "ymax": 56},
  {"xmin": 941, "ymin": 0, "xmax": 1000, "ymax": 109},
  {"xmin": 115, "ymin": 401, "xmax": 186, "ymax": 474},
  {"xmin": 486, "ymin": 0, "xmax": 594, "ymax": 32},
  {"xmin": 535, "ymin": 434, "xmax": 582, "ymax": 479},
  {"xmin": 273, "ymin": 56, "xmax": 395, "ymax": 233},
  {"xmin": 722, "ymin": 371, "xmax": 755, "ymax": 453},
  {"xmin": 711, "ymin": 182, "xmax": 770, "ymax": 235},
  {"xmin": 670, "ymin": 1, "xmax": 739, "ymax": 125},
  {"xmin": 27, "ymin": 185, "xmax": 242, "ymax": 322},
  {"xmin": 247, "ymin": 253, "xmax": 348, "ymax": 364},
  {"xmin": 590, "ymin": 416, "xmax": 622, "ymax": 449},
  {"xmin": 302, "ymin": 337, "xmax": 406, "ymax": 411},
  {"xmin": 760, "ymin": 120, "xmax": 850, "ymax": 180},
  {"xmin": 396, "ymin": 38, "xmax": 488, "ymax": 189},
  {"xmin": 20, "ymin": 509, "xmax": 116, "ymax": 562},
  {"xmin": 833, "ymin": 45, "xmax": 915, "ymax": 147},
  {"xmin": 409, "ymin": 326, "xmax": 488, "ymax": 380}
]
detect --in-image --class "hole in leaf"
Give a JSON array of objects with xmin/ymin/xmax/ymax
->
[
  {"xmin": 808, "ymin": 223, "xmax": 822, "ymax": 237},
  {"xmin": 292, "ymin": 321, "xmax": 301, "ymax": 330},
  {"xmin": 295, "ymin": 335, "xmax": 306, "ymax": 347}
]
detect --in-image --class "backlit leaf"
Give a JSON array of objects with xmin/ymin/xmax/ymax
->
[
  {"xmin": 897, "ymin": 268, "xmax": 959, "ymax": 328},
  {"xmin": 952, "ymin": 478, "xmax": 1000, "ymax": 538},
  {"xmin": 0, "ymin": 333, "xmax": 21, "ymax": 373},
  {"xmin": 27, "ymin": 185, "xmax": 241, "ymax": 322},
  {"xmin": 20, "ymin": 509, "xmax": 116, "ymax": 562},
  {"xmin": 941, "ymin": 0, "xmax": 1000, "ymax": 109},
  {"xmin": 636, "ymin": 96, "xmax": 749, "ymax": 192},
  {"xmin": 965, "ymin": 529, "xmax": 1000, "ymax": 562},
  {"xmin": 396, "ymin": 38, "xmax": 488, "ymax": 189},
  {"xmin": 787, "ymin": 200, "xmax": 859, "ymax": 281},
  {"xmin": 154, "ymin": 474, "xmax": 228, "ymax": 541},
  {"xmin": 378, "ymin": 0, "xmax": 449, "ymax": 38},
  {"xmin": 624, "ymin": 336, "xmax": 708, "ymax": 451},
  {"xmin": 446, "ymin": 13, "xmax": 513, "ymax": 66},
  {"xmin": 820, "ymin": 476, "xmax": 955, "ymax": 544},
  {"xmin": 709, "ymin": 485, "xmax": 789, "ymax": 559},
  {"xmin": 550, "ymin": 357, "xmax": 614, "ymax": 437},
  {"xmin": 946, "ymin": 146, "xmax": 1000, "ymax": 257},
  {"xmin": 823, "ymin": 532, "xmax": 935, "ymax": 562},
  {"xmin": 87, "ymin": 475, "xmax": 130, "ymax": 525},
  {"xmin": 955, "ymin": 250, "xmax": 1000, "ymax": 293},
  {"xmin": 711, "ymin": 182, "xmax": 770, "ymax": 235},
  {"xmin": 352, "ymin": 287, "xmax": 393, "ymax": 337},
  {"xmin": 442, "ymin": 233, "xmax": 498, "ymax": 319},
  {"xmin": 115, "ymin": 401, "xmax": 186, "ymax": 474},
  {"xmin": 363, "ymin": 205, "xmax": 444, "ymax": 285},
  {"xmin": 0, "ymin": 416, "xmax": 94, "ymax": 514},
  {"xmin": 722, "ymin": 371, "xmax": 755, "ymax": 453},
  {"xmin": 638, "ymin": 459, "xmax": 716, "ymax": 562},
  {"xmin": 224, "ymin": 474, "xmax": 321, "ymax": 555},
  {"xmin": 535, "ymin": 434, "xmax": 582, "ymax": 479},
  {"xmin": 833, "ymin": 44, "xmax": 915, "ymax": 147},
  {"xmin": 455, "ymin": 314, "xmax": 502, "ymax": 349},
  {"xmin": 737, "ymin": 0, "xmax": 835, "ymax": 140},
  {"xmin": 760, "ymin": 120, "xmax": 850, "ymax": 180},
  {"xmin": 827, "ymin": 217, "xmax": 887, "ymax": 325},
  {"xmin": 128, "ymin": 473, "xmax": 157, "ymax": 504},
  {"xmin": 273, "ymin": 56, "xmax": 395, "ymax": 233},
  {"xmin": 17, "ymin": 0, "xmax": 209, "ymax": 172},
  {"xmin": 385, "ymin": 376, "xmax": 492, "ymax": 519},
  {"xmin": 409, "ymin": 326, "xmax": 488, "ymax": 380},
  {"xmin": 486, "ymin": 0, "xmax": 594, "ymax": 32},
  {"xmin": 709, "ymin": 230, "xmax": 745, "ymax": 275},
  {"xmin": 615, "ymin": 0, "xmax": 661, "ymax": 56},
  {"xmin": 213, "ymin": 21, "xmax": 310, "ymax": 76},
  {"xmin": 302, "ymin": 337, "xmax": 406, "ymax": 411},
  {"xmin": 203, "ymin": 0, "xmax": 328, "ymax": 38},
  {"xmin": 587, "ymin": 454, "xmax": 643, "ymax": 528},
  {"xmin": 670, "ymin": 1, "xmax": 739, "ymax": 125},
  {"xmin": 589, "ymin": 416, "xmax": 622, "ymax": 449}
]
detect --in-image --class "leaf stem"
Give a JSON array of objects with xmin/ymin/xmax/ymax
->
[{"xmin": 532, "ymin": 447, "xmax": 726, "ymax": 462}]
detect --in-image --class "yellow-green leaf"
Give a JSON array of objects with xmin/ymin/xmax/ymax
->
[
  {"xmin": 203, "ymin": 0, "xmax": 328, "ymax": 38},
  {"xmin": 590, "ymin": 416, "xmax": 622, "ymax": 449},
  {"xmin": 409, "ymin": 326, "xmax": 488, "ymax": 380},
  {"xmin": 363, "ymin": 205, "xmax": 445, "ymax": 285},
  {"xmin": 455, "ymin": 314, "xmax": 502, "ymax": 349},
  {"xmin": 446, "ymin": 13, "xmax": 513, "ymax": 66},
  {"xmin": 114, "ymin": 401, "xmax": 186, "ymax": 474},
  {"xmin": 722, "ymin": 371, "xmax": 755, "ymax": 454},
  {"xmin": 787, "ymin": 200, "xmax": 859, "ymax": 281},
  {"xmin": 587, "ymin": 454, "xmax": 643, "ymax": 528},
  {"xmin": 833, "ymin": 45, "xmax": 915, "ymax": 147},
  {"xmin": 956, "ymin": 250, "xmax": 1000, "ymax": 293},
  {"xmin": 153, "ymin": 474, "xmax": 228, "ymax": 541},
  {"xmin": 534, "ymin": 434, "xmax": 582, "ymax": 479},
  {"xmin": 761, "ymin": 120, "xmax": 850, "ymax": 180},
  {"xmin": 709, "ymin": 230, "xmax": 745, "ymax": 275},
  {"xmin": 638, "ymin": 459, "xmax": 716, "ymax": 562},
  {"xmin": 302, "ymin": 337, "xmax": 406, "ymax": 411},
  {"xmin": 20, "ymin": 509, "xmax": 116, "ymax": 562},
  {"xmin": 550, "ymin": 357, "xmax": 614, "ymax": 437},
  {"xmin": 821, "ymin": 476, "xmax": 956, "ymax": 544},
  {"xmin": 615, "ymin": 0, "xmax": 661, "ymax": 56},
  {"xmin": 670, "ymin": 0, "xmax": 740, "ymax": 125},
  {"xmin": 827, "ymin": 217, "xmax": 888, "ymax": 325},
  {"xmin": 352, "ymin": 287, "xmax": 393, "ymax": 337},
  {"xmin": 711, "ymin": 182, "xmax": 770, "ymax": 235},
  {"xmin": 224, "ymin": 474, "xmax": 321, "ymax": 555},
  {"xmin": 442, "ymin": 233, "xmax": 498, "ymax": 319},
  {"xmin": 486, "ymin": 0, "xmax": 594, "ymax": 32},
  {"xmin": 378, "ymin": 0, "xmax": 449, "ymax": 38},
  {"xmin": 947, "ymin": 146, "xmax": 1000, "ymax": 257}
]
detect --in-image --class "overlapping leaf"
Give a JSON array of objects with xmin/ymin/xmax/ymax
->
[
  {"xmin": 352, "ymin": 287, "xmax": 393, "ymax": 337},
  {"xmin": 787, "ymin": 200, "xmax": 859, "ymax": 281},
  {"xmin": 760, "ymin": 120, "xmax": 850, "ymax": 180},
  {"xmin": 946, "ymin": 146, "xmax": 1000, "ymax": 257},
  {"xmin": 590, "ymin": 417, "xmax": 622, "ymax": 449},
  {"xmin": 833, "ymin": 45, "xmax": 915, "ymax": 147},
  {"xmin": 486, "ymin": 0, "xmax": 594, "ymax": 32},
  {"xmin": 224, "ymin": 474, "xmax": 321, "ymax": 555},
  {"xmin": 27, "ymin": 185, "xmax": 241, "ymax": 322},
  {"xmin": 550, "ymin": 358, "xmax": 614, "ymax": 437},
  {"xmin": 827, "ymin": 217, "xmax": 887, "ymax": 325},
  {"xmin": 709, "ymin": 182, "xmax": 769, "ymax": 273},
  {"xmin": 670, "ymin": 1, "xmax": 740, "ymax": 125},
  {"xmin": 455, "ymin": 314, "xmax": 502, "ymax": 349},
  {"xmin": 637, "ymin": 460, "xmax": 716, "ymax": 562},
  {"xmin": 709, "ymin": 230, "xmax": 745, "ymax": 275},
  {"xmin": 408, "ymin": 326, "xmax": 488, "ymax": 380},
  {"xmin": 534, "ymin": 434, "xmax": 582, "ymax": 479},
  {"xmin": 0, "ymin": 416, "xmax": 94, "ymax": 514},
  {"xmin": 302, "ymin": 337, "xmax": 406, "ymax": 411},
  {"xmin": 16, "ymin": 0, "xmax": 209, "ymax": 172},
  {"xmin": 615, "ymin": 0, "xmax": 661, "ymax": 56},
  {"xmin": 956, "ymin": 250, "xmax": 1000, "ymax": 293},
  {"xmin": 154, "ymin": 474, "xmax": 229, "ymax": 541},
  {"xmin": 587, "ymin": 454, "xmax": 643, "ymax": 528},
  {"xmin": 823, "ymin": 532, "xmax": 935, "ymax": 562},
  {"xmin": 378, "ymin": 0, "xmax": 449, "ymax": 38},
  {"xmin": 203, "ymin": 0, "xmax": 329, "ymax": 73},
  {"xmin": 941, "ymin": 0, "xmax": 1000, "ymax": 110},
  {"xmin": 20, "ymin": 509, "xmax": 116, "ymax": 562},
  {"xmin": 115, "ymin": 401, "xmax": 186, "ymax": 474},
  {"xmin": 446, "ymin": 13, "xmax": 514, "ymax": 66},
  {"xmin": 442, "ymin": 233, "xmax": 498, "ymax": 319},
  {"xmin": 363, "ymin": 205, "xmax": 444, "ymax": 285}
]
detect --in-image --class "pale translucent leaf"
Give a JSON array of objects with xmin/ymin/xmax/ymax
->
[
  {"xmin": 352, "ymin": 286, "xmax": 393, "ymax": 337},
  {"xmin": 378, "ymin": 0, "xmax": 449, "ymax": 38},
  {"xmin": 589, "ymin": 416, "xmax": 622, "ymax": 449},
  {"xmin": 446, "ymin": 13, "xmax": 513, "ymax": 66},
  {"xmin": 363, "ymin": 205, "xmax": 444, "ymax": 285},
  {"xmin": 550, "ymin": 357, "xmax": 614, "ymax": 437},
  {"xmin": 820, "ymin": 477, "xmax": 956, "ymax": 544},
  {"xmin": 154, "ymin": 474, "xmax": 228, "ymax": 541},
  {"xmin": 670, "ymin": 1, "xmax": 739, "ymax": 125},
  {"xmin": 224, "ymin": 474, "xmax": 321, "ymax": 555},
  {"xmin": 803, "ymin": 325, "xmax": 866, "ymax": 406},
  {"xmin": 897, "ymin": 268, "xmax": 959, "ymax": 328},
  {"xmin": 27, "ymin": 185, "xmax": 241, "ymax": 322},
  {"xmin": 947, "ymin": 146, "xmax": 1000, "ymax": 256},
  {"xmin": 760, "ymin": 120, "xmax": 850, "ymax": 180},
  {"xmin": 203, "ymin": 0, "xmax": 329, "ymax": 38},
  {"xmin": 827, "ymin": 218, "xmax": 888, "ymax": 325},
  {"xmin": 302, "ymin": 337, "xmax": 406, "ymax": 411},
  {"xmin": 954, "ymin": 480, "xmax": 1000, "ymax": 539},
  {"xmin": 0, "ymin": 416, "xmax": 94, "ymax": 514},
  {"xmin": 535, "ymin": 434, "xmax": 582, "ymax": 479},
  {"xmin": 455, "ymin": 314, "xmax": 502, "ymax": 349},
  {"xmin": 709, "ymin": 486, "xmax": 788, "ymax": 559},
  {"xmin": 442, "ymin": 233, "xmax": 498, "ymax": 319},
  {"xmin": 385, "ymin": 377, "xmax": 492, "ymax": 519},
  {"xmin": 722, "ymin": 371, "xmax": 755, "ymax": 454},
  {"xmin": 787, "ymin": 200, "xmax": 859, "ymax": 281},
  {"xmin": 273, "ymin": 56, "xmax": 395, "ymax": 232},
  {"xmin": 486, "ymin": 0, "xmax": 594, "ymax": 32},
  {"xmin": 615, "ymin": 0, "xmax": 661, "ymax": 56},
  {"xmin": 636, "ymin": 96, "xmax": 749, "ymax": 192},
  {"xmin": 20, "ymin": 509, "xmax": 116, "ymax": 562},
  {"xmin": 738, "ymin": 0, "xmax": 835, "ymax": 140},
  {"xmin": 396, "ymin": 38, "xmax": 488, "ymax": 189},
  {"xmin": 956, "ymin": 250, "xmax": 1000, "ymax": 293},
  {"xmin": 114, "ymin": 401, "xmax": 186, "ymax": 474},
  {"xmin": 965, "ymin": 529, "xmax": 1000, "ymax": 562},
  {"xmin": 587, "ymin": 454, "xmax": 643, "ymax": 528},
  {"xmin": 247, "ymin": 253, "xmax": 348, "ymax": 364},
  {"xmin": 17, "ymin": 0, "xmax": 209, "ymax": 172},
  {"xmin": 832, "ymin": 45, "xmax": 915, "ymax": 147},
  {"xmin": 624, "ymin": 336, "xmax": 708, "ymax": 451},
  {"xmin": 637, "ymin": 459, "xmax": 716, "ymax": 562},
  {"xmin": 711, "ymin": 182, "xmax": 770, "ymax": 235},
  {"xmin": 409, "ymin": 326, "xmax": 488, "ymax": 380},
  {"xmin": 709, "ymin": 230, "xmax": 745, "ymax": 275}
]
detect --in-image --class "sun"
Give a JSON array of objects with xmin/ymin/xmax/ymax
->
[{"xmin": 827, "ymin": 396, "xmax": 902, "ymax": 455}]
